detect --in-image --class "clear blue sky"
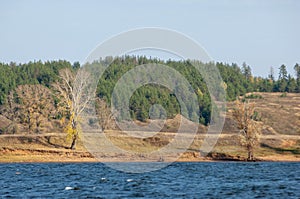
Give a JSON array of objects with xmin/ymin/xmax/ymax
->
[{"xmin": 0, "ymin": 0, "xmax": 299, "ymax": 77}]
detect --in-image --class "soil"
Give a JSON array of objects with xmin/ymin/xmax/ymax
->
[{"xmin": 0, "ymin": 132, "xmax": 299, "ymax": 163}]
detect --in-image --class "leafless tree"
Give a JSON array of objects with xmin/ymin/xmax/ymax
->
[
  {"xmin": 1, "ymin": 91, "xmax": 21, "ymax": 133},
  {"xmin": 232, "ymin": 99, "xmax": 261, "ymax": 161},
  {"xmin": 2, "ymin": 84, "xmax": 55, "ymax": 133},
  {"xmin": 95, "ymin": 98, "xmax": 116, "ymax": 131}
]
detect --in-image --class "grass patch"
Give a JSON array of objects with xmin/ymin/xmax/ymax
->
[
  {"xmin": 245, "ymin": 93, "xmax": 263, "ymax": 99},
  {"xmin": 279, "ymin": 92, "xmax": 287, "ymax": 98},
  {"xmin": 261, "ymin": 143, "xmax": 300, "ymax": 155}
]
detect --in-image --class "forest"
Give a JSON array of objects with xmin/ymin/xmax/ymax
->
[{"xmin": 0, "ymin": 56, "xmax": 299, "ymax": 135}]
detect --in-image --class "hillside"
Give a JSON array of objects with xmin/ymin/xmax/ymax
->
[
  {"xmin": 0, "ymin": 92, "xmax": 299, "ymax": 162},
  {"xmin": 224, "ymin": 92, "xmax": 300, "ymax": 135},
  {"xmin": 253, "ymin": 92, "xmax": 300, "ymax": 135},
  {"xmin": 1, "ymin": 58, "xmax": 299, "ymax": 127}
]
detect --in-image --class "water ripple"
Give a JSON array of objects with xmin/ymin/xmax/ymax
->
[{"xmin": 0, "ymin": 162, "xmax": 299, "ymax": 198}]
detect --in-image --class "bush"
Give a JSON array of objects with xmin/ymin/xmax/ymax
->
[
  {"xmin": 279, "ymin": 92, "xmax": 287, "ymax": 98},
  {"xmin": 245, "ymin": 94, "xmax": 263, "ymax": 99},
  {"xmin": 252, "ymin": 111, "xmax": 262, "ymax": 121}
]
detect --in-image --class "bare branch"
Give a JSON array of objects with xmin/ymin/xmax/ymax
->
[
  {"xmin": 232, "ymin": 99, "xmax": 261, "ymax": 161},
  {"xmin": 52, "ymin": 68, "xmax": 95, "ymax": 149}
]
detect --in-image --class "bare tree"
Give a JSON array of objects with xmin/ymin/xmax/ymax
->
[
  {"xmin": 1, "ymin": 91, "xmax": 21, "ymax": 134},
  {"xmin": 232, "ymin": 99, "xmax": 261, "ymax": 161},
  {"xmin": 2, "ymin": 84, "xmax": 55, "ymax": 133},
  {"xmin": 95, "ymin": 98, "xmax": 116, "ymax": 131},
  {"xmin": 53, "ymin": 68, "xmax": 94, "ymax": 150}
]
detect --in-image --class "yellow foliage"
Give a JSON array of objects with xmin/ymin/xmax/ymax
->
[
  {"xmin": 221, "ymin": 81, "xmax": 227, "ymax": 90},
  {"xmin": 64, "ymin": 112, "xmax": 75, "ymax": 142},
  {"xmin": 63, "ymin": 112, "xmax": 81, "ymax": 142},
  {"xmin": 197, "ymin": 88, "xmax": 203, "ymax": 97},
  {"xmin": 249, "ymin": 76, "xmax": 254, "ymax": 83}
]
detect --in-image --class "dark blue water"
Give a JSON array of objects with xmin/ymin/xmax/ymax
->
[{"xmin": 0, "ymin": 162, "xmax": 299, "ymax": 198}]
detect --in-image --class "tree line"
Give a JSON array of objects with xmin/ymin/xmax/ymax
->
[{"xmin": 0, "ymin": 57, "xmax": 299, "ymax": 133}]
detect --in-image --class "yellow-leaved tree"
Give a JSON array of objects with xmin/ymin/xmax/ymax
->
[{"xmin": 53, "ymin": 68, "xmax": 93, "ymax": 150}]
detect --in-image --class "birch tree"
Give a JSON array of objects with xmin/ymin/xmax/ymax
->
[{"xmin": 53, "ymin": 68, "xmax": 94, "ymax": 149}]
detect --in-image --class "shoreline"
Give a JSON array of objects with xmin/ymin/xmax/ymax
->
[
  {"xmin": 1, "ymin": 145, "xmax": 299, "ymax": 164},
  {"xmin": 1, "ymin": 129, "xmax": 299, "ymax": 164},
  {"xmin": 1, "ymin": 152, "xmax": 299, "ymax": 164},
  {"xmin": 1, "ymin": 159, "xmax": 300, "ymax": 164}
]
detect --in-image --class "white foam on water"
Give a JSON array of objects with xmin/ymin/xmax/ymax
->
[{"xmin": 64, "ymin": 186, "xmax": 73, "ymax": 190}]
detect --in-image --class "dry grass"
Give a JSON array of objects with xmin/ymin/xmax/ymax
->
[
  {"xmin": 0, "ymin": 92, "xmax": 299, "ymax": 162},
  {"xmin": 243, "ymin": 92, "xmax": 299, "ymax": 135},
  {"xmin": 1, "ymin": 131, "xmax": 299, "ymax": 162}
]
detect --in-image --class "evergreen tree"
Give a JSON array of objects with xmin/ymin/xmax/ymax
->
[
  {"xmin": 278, "ymin": 64, "xmax": 288, "ymax": 92},
  {"xmin": 294, "ymin": 63, "xmax": 300, "ymax": 92},
  {"xmin": 242, "ymin": 62, "xmax": 252, "ymax": 81},
  {"xmin": 287, "ymin": 75, "xmax": 297, "ymax": 93},
  {"xmin": 268, "ymin": 66, "xmax": 275, "ymax": 82}
]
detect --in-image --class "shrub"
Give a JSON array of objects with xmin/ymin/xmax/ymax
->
[
  {"xmin": 279, "ymin": 92, "xmax": 287, "ymax": 98},
  {"xmin": 245, "ymin": 94, "xmax": 263, "ymax": 99}
]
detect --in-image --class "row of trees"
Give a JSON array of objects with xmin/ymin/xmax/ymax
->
[
  {"xmin": 0, "ymin": 60, "xmax": 79, "ymax": 105},
  {"xmin": 2, "ymin": 84, "xmax": 56, "ymax": 134},
  {"xmin": 1, "ymin": 57, "xmax": 296, "ymax": 159},
  {"xmin": 240, "ymin": 63, "xmax": 300, "ymax": 93},
  {"xmin": 0, "ymin": 67, "xmax": 112, "ymax": 149},
  {"xmin": 0, "ymin": 57, "xmax": 299, "ymax": 150},
  {"xmin": 1, "ymin": 57, "xmax": 299, "ymax": 127}
]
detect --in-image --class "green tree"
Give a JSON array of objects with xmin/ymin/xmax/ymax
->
[
  {"xmin": 242, "ymin": 62, "xmax": 252, "ymax": 81},
  {"xmin": 294, "ymin": 63, "xmax": 300, "ymax": 92},
  {"xmin": 278, "ymin": 64, "xmax": 288, "ymax": 92},
  {"xmin": 287, "ymin": 75, "xmax": 297, "ymax": 93}
]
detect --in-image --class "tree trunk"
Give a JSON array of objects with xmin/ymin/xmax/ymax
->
[
  {"xmin": 70, "ymin": 119, "xmax": 77, "ymax": 150},
  {"xmin": 247, "ymin": 146, "xmax": 254, "ymax": 161},
  {"xmin": 247, "ymin": 151, "xmax": 251, "ymax": 161},
  {"xmin": 70, "ymin": 134, "xmax": 77, "ymax": 150},
  {"xmin": 28, "ymin": 110, "xmax": 32, "ymax": 133}
]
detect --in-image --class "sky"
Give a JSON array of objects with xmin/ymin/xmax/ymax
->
[{"xmin": 0, "ymin": 0, "xmax": 299, "ymax": 77}]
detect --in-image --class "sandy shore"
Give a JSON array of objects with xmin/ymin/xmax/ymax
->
[
  {"xmin": 0, "ymin": 131, "xmax": 299, "ymax": 163},
  {"xmin": 0, "ymin": 147, "xmax": 299, "ymax": 163}
]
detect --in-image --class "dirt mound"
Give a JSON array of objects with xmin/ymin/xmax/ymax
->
[
  {"xmin": 206, "ymin": 152, "xmax": 248, "ymax": 161},
  {"xmin": 133, "ymin": 114, "xmax": 207, "ymax": 134}
]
